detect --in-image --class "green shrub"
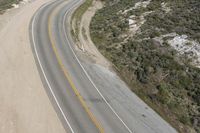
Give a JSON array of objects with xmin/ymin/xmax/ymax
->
[{"xmin": 90, "ymin": 0, "xmax": 200, "ymax": 132}]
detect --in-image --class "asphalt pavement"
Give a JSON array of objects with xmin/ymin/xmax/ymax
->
[
  {"xmin": 30, "ymin": 0, "xmax": 133, "ymax": 132},
  {"xmin": 30, "ymin": 0, "xmax": 178, "ymax": 133}
]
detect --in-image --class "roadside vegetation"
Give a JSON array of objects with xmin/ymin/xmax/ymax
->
[
  {"xmin": 71, "ymin": 0, "xmax": 93, "ymax": 40},
  {"xmin": 0, "ymin": 0, "xmax": 21, "ymax": 13},
  {"xmin": 90, "ymin": 0, "xmax": 200, "ymax": 132}
]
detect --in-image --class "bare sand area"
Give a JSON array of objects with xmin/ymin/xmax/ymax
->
[{"xmin": 0, "ymin": 0, "xmax": 65, "ymax": 133}]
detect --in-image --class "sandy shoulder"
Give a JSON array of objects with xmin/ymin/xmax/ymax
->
[{"xmin": 0, "ymin": 0, "xmax": 65, "ymax": 133}]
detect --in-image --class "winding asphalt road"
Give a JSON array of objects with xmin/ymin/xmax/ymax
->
[
  {"xmin": 30, "ymin": 0, "xmax": 133, "ymax": 132},
  {"xmin": 30, "ymin": 0, "xmax": 178, "ymax": 133}
]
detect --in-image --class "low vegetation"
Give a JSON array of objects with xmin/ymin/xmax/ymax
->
[
  {"xmin": 71, "ymin": 0, "xmax": 93, "ymax": 39},
  {"xmin": 90, "ymin": 0, "xmax": 200, "ymax": 132},
  {"xmin": 0, "ymin": 0, "xmax": 20, "ymax": 13}
]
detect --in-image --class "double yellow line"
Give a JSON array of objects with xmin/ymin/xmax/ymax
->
[{"xmin": 48, "ymin": 7, "xmax": 104, "ymax": 133}]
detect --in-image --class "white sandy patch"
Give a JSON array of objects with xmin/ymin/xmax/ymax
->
[
  {"xmin": 168, "ymin": 35, "xmax": 200, "ymax": 67},
  {"xmin": 128, "ymin": 11, "xmax": 152, "ymax": 34},
  {"xmin": 21, "ymin": 0, "xmax": 31, "ymax": 5},
  {"xmin": 161, "ymin": 2, "xmax": 171, "ymax": 13},
  {"xmin": 0, "ymin": 0, "xmax": 66, "ymax": 133},
  {"xmin": 11, "ymin": 0, "xmax": 31, "ymax": 9},
  {"xmin": 123, "ymin": 0, "xmax": 151, "ymax": 14},
  {"xmin": 12, "ymin": 4, "xmax": 19, "ymax": 9},
  {"xmin": 154, "ymin": 33, "xmax": 200, "ymax": 67},
  {"xmin": 128, "ymin": 18, "xmax": 135, "ymax": 25},
  {"xmin": 153, "ymin": 33, "xmax": 177, "ymax": 45},
  {"xmin": 135, "ymin": 0, "xmax": 151, "ymax": 9},
  {"xmin": 123, "ymin": 0, "xmax": 153, "ymax": 34}
]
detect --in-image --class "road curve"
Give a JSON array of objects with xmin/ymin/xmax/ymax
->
[{"xmin": 30, "ymin": 0, "xmax": 133, "ymax": 132}]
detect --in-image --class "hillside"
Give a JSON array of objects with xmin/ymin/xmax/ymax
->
[
  {"xmin": 0, "ymin": 0, "xmax": 21, "ymax": 13},
  {"xmin": 90, "ymin": 0, "xmax": 200, "ymax": 132}
]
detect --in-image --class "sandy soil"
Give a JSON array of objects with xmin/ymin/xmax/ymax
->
[
  {"xmin": 76, "ymin": 0, "xmax": 111, "ymax": 68},
  {"xmin": 0, "ymin": 0, "xmax": 66, "ymax": 133}
]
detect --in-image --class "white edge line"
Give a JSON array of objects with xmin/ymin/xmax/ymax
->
[
  {"xmin": 31, "ymin": 1, "xmax": 75, "ymax": 133},
  {"xmin": 63, "ymin": 0, "xmax": 133, "ymax": 133}
]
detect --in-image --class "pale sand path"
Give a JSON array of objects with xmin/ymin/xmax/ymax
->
[{"xmin": 0, "ymin": 0, "xmax": 66, "ymax": 133}]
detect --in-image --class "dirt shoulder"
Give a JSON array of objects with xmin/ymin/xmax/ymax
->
[
  {"xmin": 71, "ymin": 0, "xmax": 111, "ymax": 68},
  {"xmin": 0, "ymin": 1, "xmax": 65, "ymax": 133}
]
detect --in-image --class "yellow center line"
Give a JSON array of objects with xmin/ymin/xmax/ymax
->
[{"xmin": 48, "ymin": 9, "xmax": 104, "ymax": 133}]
